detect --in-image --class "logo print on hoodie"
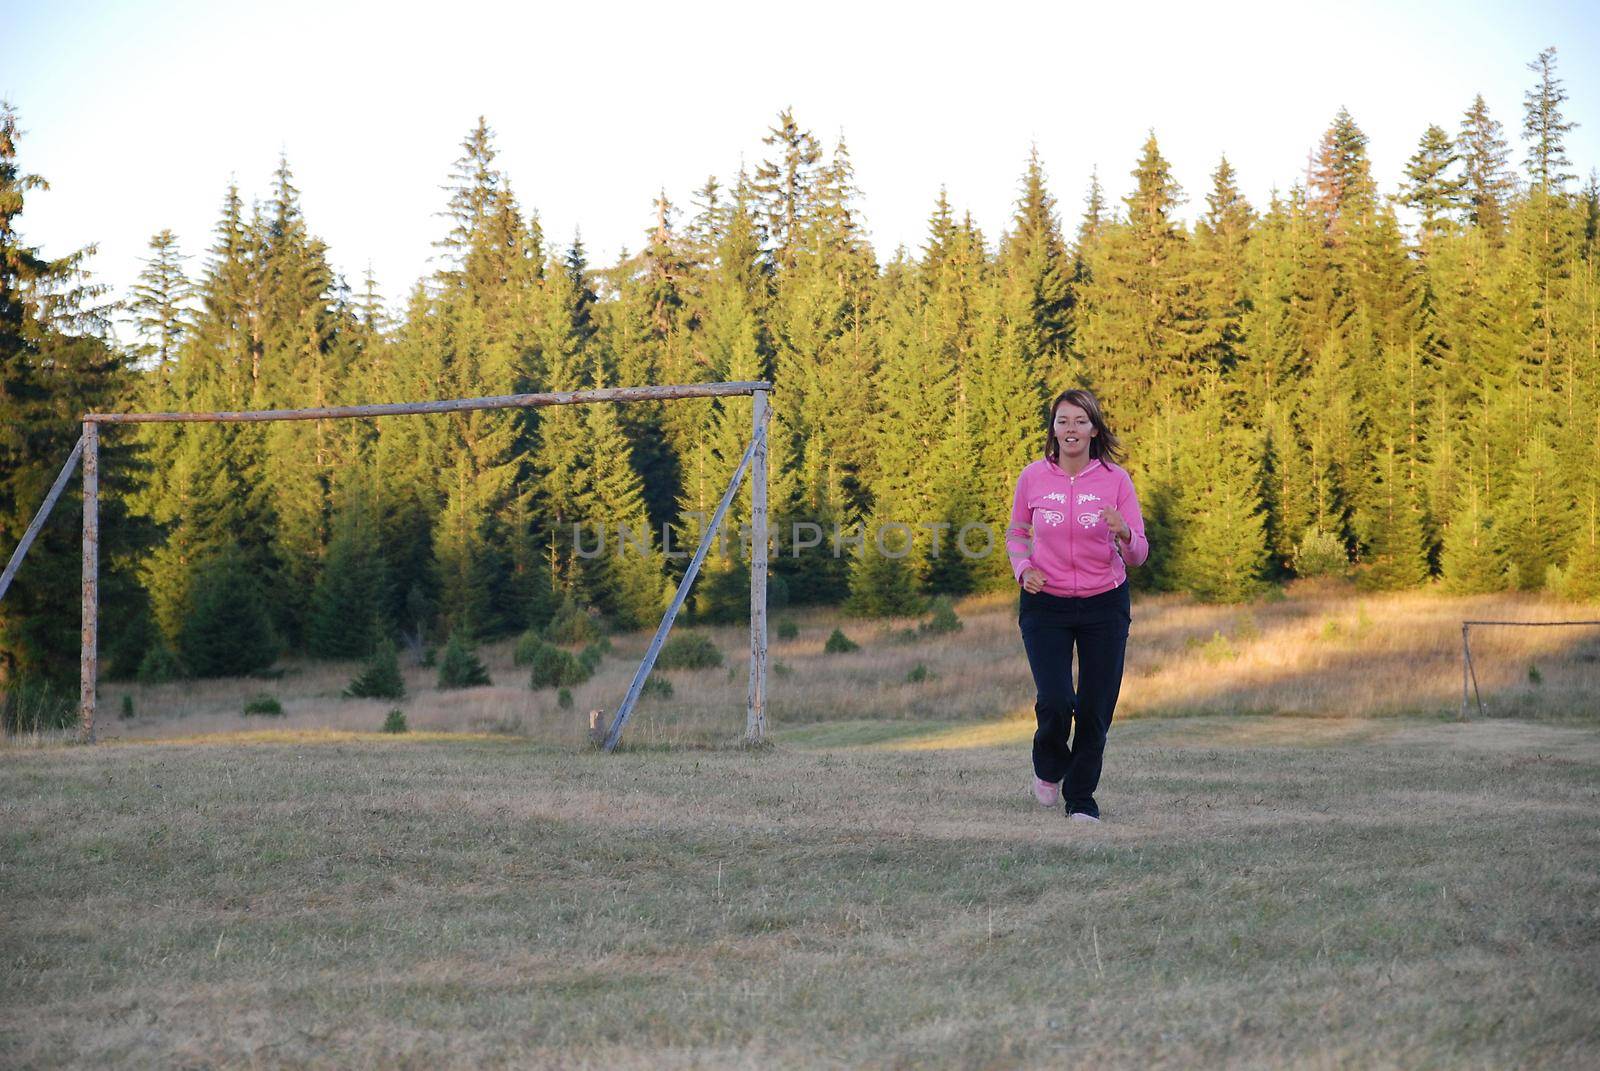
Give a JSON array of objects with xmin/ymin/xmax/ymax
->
[
  {"xmin": 1040, "ymin": 509, "xmax": 1065, "ymax": 526},
  {"xmin": 1075, "ymin": 491, "xmax": 1105, "ymax": 528}
]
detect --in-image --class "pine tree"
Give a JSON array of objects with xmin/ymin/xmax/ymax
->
[
  {"xmin": 564, "ymin": 231, "xmax": 598, "ymax": 343},
  {"xmin": 178, "ymin": 549, "xmax": 279, "ymax": 677},
  {"xmin": 1440, "ymin": 482, "xmax": 1512, "ymax": 593},
  {"xmin": 1236, "ymin": 191, "xmax": 1303, "ymax": 428},
  {"xmin": 1256, "ymin": 414, "xmax": 1308, "ymax": 575},
  {"xmin": 676, "ymin": 185, "xmax": 779, "ymax": 621},
  {"xmin": 854, "ymin": 204, "xmax": 969, "ymax": 602},
  {"xmin": 1192, "ymin": 155, "xmax": 1254, "ymax": 375},
  {"xmin": 433, "ymin": 452, "xmax": 496, "ymax": 636},
  {"xmin": 307, "ymin": 474, "xmax": 388, "ymax": 659},
  {"xmin": 767, "ymin": 126, "xmax": 879, "ymax": 598},
  {"xmin": 140, "ymin": 181, "xmax": 281, "ymax": 650},
  {"xmin": 1075, "ymin": 132, "xmax": 1204, "ymax": 428},
  {"xmin": 845, "ymin": 500, "xmax": 925, "ymax": 618},
  {"xmin": 814, "ymin": 134, "xmax": 873, "ymax": 268},
  {"xmin": 436, "ymin": 630, "xmax": 491, "ymax": 688},
  {"xmin": 343, "ymin": 266, "xmax": 392, "ymax": 447},
  {"xmin": 122, "ymin": 232, "xmax": 197, "ymax": 631},
  {"xmin": 1521, "ymin": 46, "xmax": 1577, "ymax": 196},
  {"xmin": 685, "ymin": 174, "xmax": 725, "ymax": 272},
  {"xmin": 126, "ymin": 229, "xmax": 191, "ymax": 376},
  {"xmin": 574, "ymin": 375, "xmax": 665, "ymax": 631},
  {"xmin": 1356, "ymin": 442, "xmax": 1431, "ymax": 590},
  {"xmin": 435, "ymin": 117, "xmax": 505, "ymax": 287},
  {"xmin": 1458, "ymin": 95, "xmax": 1518, "ymax": 239},
  {"xmin": 1293, "ymin": 331, "xmax": 1357, "ymax": 546},
  {"xmin": 967, "ymin": 275, "xmax": 1044, "ymax": 590},
  {"xmin": 1582, "ymin": 172, "xmax": 1600, "ymax": 258},
  {"xmin": 1401, "ymin": 125, "xmax": 1465, "ymax": 245},
  {"xmin": 534, "ymin": 251, "xmax": 597, "ymax": 526},
  {"xmin": 917, "ymin": 209, "xmax": 987, "ymax": 595},
  {"xmin": 259, "ymin": 156, "xmax": 346, "ymax": 648},
  {"xmin": 1308, "ymin": 108, "xmax": 1378, "ymax": 242},
  {"xmin": 1339, "ymin": 206, "xmax": 1431, "ymax": 560},
  {"xmin": 780, "ymin": 423, "xmax": 853, "ymax": 604},
  {"xmin": 776, "ymin": 133, "xmax": 878, "ymax": 511},
  {"xmin": 999, "ymin": 147, "xmax": 1074, "ymax": 380},
  {"xmin": 1070, "ymin": 168, "xmax": 1109, "ymax": 329},
  {"xmin": 1165, "ymin": 390, "xmax": 1268, "ymax": 603},
  {"xmin": 602, "ymin": 193, "xmax": 696, "ymax": 534},
  {"xmin": 1238, "ymin": 178, "xmax": 1355, "ymax": 556},
  {"xmin": 367, "ymin": 282, "xmax": 444, "ymax": 640},
  {"xmin": 177, "ymin": 181, "xmax": 256, "ymax": 407},
  {"xmin": 1423, "ymin": 218, "xmax": 1525, "ymax": 538},
  {"xmin": 1558, "ymin": 497, "xmax": 1600, "ymax": 601},
  {"xmin": 344, "ymin": 637, "xmax": 405, "ymax": 700},
  {"xmin": 1076, "ymin": 167, "xmax": 1109, "ymax": 252},
  {"xmin": 752, "ymin": 108, "xmax": 823, "ymax": 271},
  {"xmin": 405, "ymin": 121, "xmax": 533, "ymax": 638},
  {"xmin": 502, "ymin": 486, "xmax": 558, "ymax": 634},
  {"xmin": 1502, "ymin": 435, "xmax": 1571, "ymax": 590},
  {"xmin": 357, "ymin": 266, "xmax": 390, "ymax": 335},
  {"xmin": 1121, "ymin": 398, "xmax": 1180, "ymax": 593},
  {"xmin": 1517, "ymin": 47, "xmax": 1583, "ymax": 313},
  {"xmin": 672, "ymin": 393, "xmax": 747, "ymax": 624}
]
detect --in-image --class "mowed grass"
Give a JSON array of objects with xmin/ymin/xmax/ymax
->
[{"xmin": 3, "ymin": 716, "xmax": 1598, "ymax": 1068}]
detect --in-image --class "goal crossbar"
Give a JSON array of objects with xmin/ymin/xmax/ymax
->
[
  {"xmin": 81, "ymin": 381, "xmax": 774, "ymax": 425},
  {"xmin": 2, "ymin": 380, "xmax": 774, "ymax": 747}
]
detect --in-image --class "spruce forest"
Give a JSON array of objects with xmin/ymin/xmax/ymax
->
[{"xmin": 2, "ymin": 47, "xmax": 1598, "ymax": 703}]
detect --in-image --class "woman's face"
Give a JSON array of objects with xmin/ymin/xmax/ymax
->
[{"xmin": 1052, "ymin": 402, "xmax": 1097, "ymax": 460}]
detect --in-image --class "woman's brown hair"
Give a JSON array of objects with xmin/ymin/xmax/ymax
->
[{"xmin": 1044, "ymin": 388, "xmax": 1123, "ymax": 466}]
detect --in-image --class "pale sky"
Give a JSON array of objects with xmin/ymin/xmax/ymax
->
[{"xmin": 5, "ymin": 0, "xmax": 1598, "ymax": 341}]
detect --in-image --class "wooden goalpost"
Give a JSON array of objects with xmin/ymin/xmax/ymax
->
[{"xmin": 1, "ymin": 380, "xmax": 773, "ymax": 749}]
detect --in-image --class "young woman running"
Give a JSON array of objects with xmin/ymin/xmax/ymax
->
[{"xmin": 1006, "ymin": 388, "xmax": 1148, "ymax": 823}]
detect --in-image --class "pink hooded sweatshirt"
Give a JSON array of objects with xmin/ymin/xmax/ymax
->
[{"xmin": 1006, "ymin": 457, "xmax": 1150, "ymax": 597}]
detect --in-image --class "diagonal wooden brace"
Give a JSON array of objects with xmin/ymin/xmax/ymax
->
[
  {"xmin": 0, "ymin": 433, "xmax": 86, "ymax": 605},
  {"xmin": 603, "ymin": 408, "xmax": 771, "ymax": 753}
]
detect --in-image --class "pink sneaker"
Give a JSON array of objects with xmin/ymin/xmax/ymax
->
[{"xmin": 1031, "ymin": 776, "xmax": 1060, "ymax": 807}]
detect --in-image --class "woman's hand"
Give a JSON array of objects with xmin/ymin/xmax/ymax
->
[
  {"xmin": 1020, "ymin": 567, "xmax": 1048, "ymax": 594},
  {"xmin": 1101, "ymin": 507, "xmax": 1132, "ymax": 543}
]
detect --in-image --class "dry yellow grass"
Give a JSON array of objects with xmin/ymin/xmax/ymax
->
[
  {"xmin": 71, "ymin": 580, "xmax": 1600, "ymax": 751},
  {"xmin": 1119, "ymin": 581, "xmax": 1600, "ymax": 720}
]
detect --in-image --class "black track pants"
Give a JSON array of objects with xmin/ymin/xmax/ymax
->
[{"xmin": 1018, "ymin": 581, "xmax": 1131, "ymax": 818}]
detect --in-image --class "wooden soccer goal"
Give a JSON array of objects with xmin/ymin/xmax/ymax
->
[
  {"xmin": 1, "ymin": 381, "xmax": 773, "ymax": 748},
  {"xmin": 1458, "ymin": 617, "xmax": 1600, "ymax": 720}
]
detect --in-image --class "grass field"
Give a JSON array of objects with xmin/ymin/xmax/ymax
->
[{"xmin": 3, "ymin": 584, "xmax": 1599, "ymax": 1067}]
